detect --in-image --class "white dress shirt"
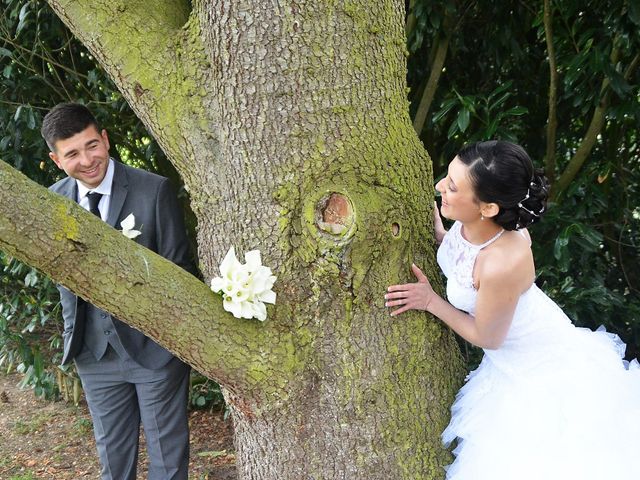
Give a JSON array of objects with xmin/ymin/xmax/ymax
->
[{"xmin": 76, "ymin": 159, "xmax": 115, "ymax": 222}]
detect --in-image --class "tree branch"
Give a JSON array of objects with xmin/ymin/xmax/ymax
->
[
  {"xmin": 412, "ymin": 31, "xmax": 451, "ymax": 136},
  {"xmin": 0, "ymin": 160, "xmax": 304, "ymax": 398},
  {"xmin": 405, "ymin": 0, "xmax": 417, "ymax": 39},
  {"xmin": 44, "ymin": 0, "xmax": 221, "ymax": 191},
  {"xmin": 412, "ymin": 12, "xmax": 454, "ymax": 137},
  {"xmin": 550, "ymin": 43, "xmax": 631, "ymax": 199},
  {"xmin": 543, "ymin": 0, "xmax": 558, "ymax": 184}
]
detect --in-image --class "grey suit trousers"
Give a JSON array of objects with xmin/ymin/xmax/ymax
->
[{"xmin": 75, "ymin": 346, "xmax": 190, "ymax": 480}]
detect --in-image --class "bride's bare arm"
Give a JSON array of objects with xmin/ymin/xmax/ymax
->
[{"xmin": 385, "ymin": 251, "xmax": 531, "ymax": 349}]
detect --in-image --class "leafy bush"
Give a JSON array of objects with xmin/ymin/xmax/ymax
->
[
  {"xmin": 533, "ymin": 166, "xmax": 640, "ymax": 360},
  {"xmin": 190, "ymin": 372, "xmax": 227, "ymax": 413},
  {"xmin": 0, "ymin": 251, "xmax": 63, "ymax": 399}
]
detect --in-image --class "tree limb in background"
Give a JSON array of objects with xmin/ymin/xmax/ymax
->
[
  {"xmin": 413, "ymin": 31, "xmax": 451, "ymax": 136},
  {"xmin": 412, "ymin": 13, "xmax": 455, "ymax": 137},
  {"xmin": 543, "ymin": 0, "xmax": 558, "ymax": 184},
  {"xmin": 552, "ymin": 45, "xmax": 639, "ymax": 199}
]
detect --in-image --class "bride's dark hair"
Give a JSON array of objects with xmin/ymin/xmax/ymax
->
[{"xmin": 457, "ymin": 140, "xmax": 549, "ymax": 230}]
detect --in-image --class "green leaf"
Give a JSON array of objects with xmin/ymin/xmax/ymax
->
[
  {"xmin": 553, "ymin": 235, "xmax": 569, "ymax": 261},
  {"xmin": 488, "ymin": 92, "xmax": 510, "ymax": 110},
  {"xmin": 486, "ymin": 118, "xmax": 499, "ymax": 137},
  {"xmin": 457, "ymin": 108, "xmax": 470, "ymax": 132},
  {"xmin": 24, "ymin": 270, "xmax": 38, "ymax": 287},
  {"xmin": 432, "ymin": 98, "xmax": 458, "ymax": 123},
  {"xmin": 27, "ymin": 108, "xmax": 36, "ymax": 129},
  {"xmin": 16, "ymin": 3, "xmax": 30, "ymax": 36},
  {"xmin": 0, "ymin": 136, "xmax": 11, "ymax": 150},
  {"xmin": 608, "ymin": 70, "xmax": 632, "ymax": 97},
  {"xmin": 446, "ymin": 118, "xmax": 459, "ymax": 139}
]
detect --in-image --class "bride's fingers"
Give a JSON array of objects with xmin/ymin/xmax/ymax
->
[
  {"xmin": 384, "ymin": 291, "xmax": 409, "ymax": 300},
  {"xmin": 384, "ymin": 298, "xmax": 406, "ymax": 307},
  {"xmin": 411, "ymin": 264, "xmax": 428, "ymax": 283},
  {"xmin": 387, "ymin": 283, "xmax": 413, "ymax": 292},
  {"xmin": 390, "ymin": 304, "xmax": 412, "ymax": 316}
]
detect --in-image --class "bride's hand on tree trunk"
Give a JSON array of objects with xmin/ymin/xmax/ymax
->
[{"xmin": 385, "ymin": 264, "xmax": 436, "ymax": 316}]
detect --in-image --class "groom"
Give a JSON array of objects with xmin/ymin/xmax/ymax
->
[{"xmin": 42, "ymin": 103, "xmax": 196, "ymax": 480}]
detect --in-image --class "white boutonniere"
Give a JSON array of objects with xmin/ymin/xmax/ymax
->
[
  {"xmin": 120, "ymin": 213, "xmax": 142, "ymax": 239},
  {"xmin": 210, "ymin": 246, "xmax": 277, "ymax": 321}
]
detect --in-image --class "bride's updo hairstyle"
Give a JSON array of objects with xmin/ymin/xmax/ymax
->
[{"xmin": 457, "ymin": 140, "xmax": 549, "ymax": 230}]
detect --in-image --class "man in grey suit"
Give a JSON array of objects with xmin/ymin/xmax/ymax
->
[{"xmin": 42, "ymin": 103, "xmax": 196, "ymax": 479}]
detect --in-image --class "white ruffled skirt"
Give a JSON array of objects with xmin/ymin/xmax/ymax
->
[{"xmin": 442, "ymin": 324, "xmax": 640, "ymax": 480}]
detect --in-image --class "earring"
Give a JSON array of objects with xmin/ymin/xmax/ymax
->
[{"xmin": 481, "ymin": 214, "xmax": 485, "ymax": 221}]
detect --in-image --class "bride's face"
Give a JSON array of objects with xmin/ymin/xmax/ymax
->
[{"xmin": 436, "ymin": 156, "xmax": 482, "ymax": 222}]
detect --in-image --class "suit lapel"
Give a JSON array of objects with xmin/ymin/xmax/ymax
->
[
  {"xmin": 58, "ymin": 177, "xmax": 79, "ymax": 202},
  {"xmin": 106, "ymin": 160, "xmax": 129, "ymax": 228}
]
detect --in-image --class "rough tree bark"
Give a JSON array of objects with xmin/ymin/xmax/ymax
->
[{"xmin": 0, "ymin": 1, "xmax": 465, "ymax": 478}]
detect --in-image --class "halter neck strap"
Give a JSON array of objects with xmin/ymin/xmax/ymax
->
[
  {"xmin": 477, "ymin": 228, "xmax": 505, "ymax": 248},
  {"xmin": 457, "ymin": 222, "xmax": 505, "ymax": 249}
]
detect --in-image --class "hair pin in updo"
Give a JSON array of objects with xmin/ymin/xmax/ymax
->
[{"xmin": 518, "ymin": 187, "xmax": 545, "ymax": 218}]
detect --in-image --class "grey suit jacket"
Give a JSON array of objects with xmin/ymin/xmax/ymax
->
[{"xmin": 50, "ymin": 160, "xmax": 196, "ymax": 369}]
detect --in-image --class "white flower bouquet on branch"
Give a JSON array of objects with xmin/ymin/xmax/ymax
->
[{"xmin": 210, "ymin": 247, "xmax": 277, "ymax": 321}]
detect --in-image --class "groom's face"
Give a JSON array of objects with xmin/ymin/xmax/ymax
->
[{"xmin": 49, "ymin": 125, "xmax": 111, "ymax": 189}]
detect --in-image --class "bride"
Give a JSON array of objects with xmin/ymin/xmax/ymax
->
[{"xmin": 384, "ymin": 140, "xmax": 640, "ymax": 479}]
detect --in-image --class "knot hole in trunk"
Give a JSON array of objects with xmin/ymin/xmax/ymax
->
[{"xmin": 316, "ymin": 193, "xmax": 355, "ymax": 238}]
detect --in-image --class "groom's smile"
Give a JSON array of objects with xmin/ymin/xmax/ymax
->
[{"xmin": 49, "ymin": 125, "xmax": 111, "ymax": 189}]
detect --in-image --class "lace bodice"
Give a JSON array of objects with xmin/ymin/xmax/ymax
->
[
  {"xmin": 437, "ymin": 221, "xmax": 504, "ymax": 315},
  {"xmin": 436, "ymin": 220, "xmax": 574, "ymax": 363}
]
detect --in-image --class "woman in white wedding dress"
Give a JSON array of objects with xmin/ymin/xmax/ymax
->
[{"xmin": 384, "ymin": 140, "xmax": 640, "ymax": 480}]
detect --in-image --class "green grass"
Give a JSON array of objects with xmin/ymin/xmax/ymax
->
[
  {"xmin": 9, "ymin": 473, "xmax": 37, "ymax": 480},
  {"xmin": 12, "ymin": 411, "xmax": 56, "ymax": 435},
  {"xmin": 72, "ymin": 417, "xmax": 93, "ymax": 437}
]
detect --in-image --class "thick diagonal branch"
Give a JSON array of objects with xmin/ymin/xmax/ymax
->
[
  {"xmin": 552, "ymin": 48, "xmax": 639, "ymax": 199},
  {"xmin": 0, "ymin": 160, "xmax": 303, "ymax": 399}
]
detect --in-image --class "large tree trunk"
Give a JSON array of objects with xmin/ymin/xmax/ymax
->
[{"xmin": 0, "ymin": 1, "xmax": 466, "ymax": 478}]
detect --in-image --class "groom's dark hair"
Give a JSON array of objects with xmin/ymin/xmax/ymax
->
[{"xmin": 41, "ymin": 103, "xmax": 100, "ymax": 152}]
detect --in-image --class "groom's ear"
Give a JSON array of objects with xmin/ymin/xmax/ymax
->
[
  {"xmin": 49, "ymin": 151, "xmax": 63, "ymax": 170},
  {"xmin": 480, "ymin": 202, "xmax": 500, "ymax": 219}
]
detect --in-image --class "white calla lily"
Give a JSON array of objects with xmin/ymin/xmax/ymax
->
[
  {"xmin": 244, "ymin": 250, "xmax": 262, "ymax": 271},
  {"xmin": 120, "ymin": 213, "xmax": 142, "ymax": 239},
  {"xmin": 210, "ymin": 246, "xmax": 277, "ymax": 321}
]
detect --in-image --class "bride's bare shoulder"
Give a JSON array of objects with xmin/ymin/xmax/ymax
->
[{"xmin": 477, "ymin": 231, "xmax": 534, "ymax": 282}]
